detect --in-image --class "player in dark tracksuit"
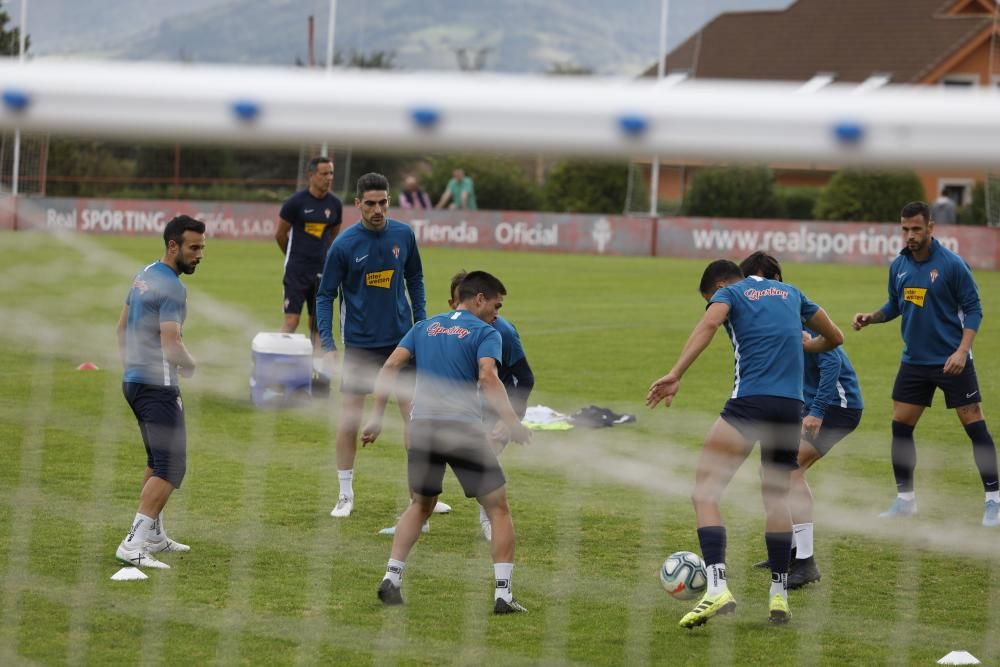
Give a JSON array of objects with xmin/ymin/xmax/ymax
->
[
  {"xmin": 276, "ymin": 156, "xmax": 343, "ymax": 345},
  {"xmin": 854, "ymin": 200, "xmax": 998, "ymax": 527},
  {"xmin": 316, "ymin": 172, "xmax": 426, "ymax": 519}
]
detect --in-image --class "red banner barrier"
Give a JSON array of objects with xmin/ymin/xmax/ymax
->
[
  {"xmin": 655, "ymin": 217, "xmax": 1000, "ymax": 270},
  {"xmin": 7, "ymin": 196, "xmax": 1000, "ymax": 270}
]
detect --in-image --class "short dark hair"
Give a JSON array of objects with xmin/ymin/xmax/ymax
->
[
  {"xmin": 163, "ymin": 215, "xmax": 206, "ymax": 248},
  {"xmin": 449, "ymin": 270, "xmax": 468, "ymax": 299},
  {"xmin": 739, "ymin": 251, "xmax": 782, "ymax": 281},
  {"xmin": 698, "ymin": 259, "xmax": 742, "ymax": 295},
  {"xmin": 307, "ymin": 156, "xmax": 333, "ymax": 173},
  {"xmin": 901, "ymin": 201, "xmax": 930, "ymax": 224},
  {"xmin": 457, "ymin": 270, "xmax": 506, "ymax": 302},
  {"xmin": 356, "ymin": 172, "xmax": 390, "ymax": 198}
]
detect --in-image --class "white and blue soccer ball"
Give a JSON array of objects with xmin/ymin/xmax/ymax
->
[{"xmin": 659, "ymin": 550, "xmax": 707, "ymax": 600}]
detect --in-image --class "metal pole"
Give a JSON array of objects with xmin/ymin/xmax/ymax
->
[
  {"xmin": 648, "ymin": 0, "xmax": 669, "ymax": 216},
  {"xmin": 320, "ymin": 0, "xmax": 337, "ymax": 158},
  {"xmin": 11, "ymin": 0, "xmax": 27, "ymax": 196}
]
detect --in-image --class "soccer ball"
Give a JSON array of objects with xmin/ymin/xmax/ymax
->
[{"xmin": 659, "ymin": 551, "xmax": 707, "ymax": 600}]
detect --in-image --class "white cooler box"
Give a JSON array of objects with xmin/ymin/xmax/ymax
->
[{"xmin": 250, "ymin": 332, "xmax": 314, "ymax": 407}]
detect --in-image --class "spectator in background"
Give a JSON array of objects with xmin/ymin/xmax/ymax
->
[
  {"xmin": 436, "ymin": 168, "xmax": 477, "ymax": 210},
  {"xmin": 932, "ymin": 188, "xmax": 957, "ymax": 225},
  {"xmin": 399, "ymin": 175, "xmax": 433, "ymax": 210}
]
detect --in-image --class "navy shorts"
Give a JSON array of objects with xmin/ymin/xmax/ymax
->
[
  {"xmin": 720, "ymin": 396, "xmax": 803, "ymax": 469},
  {"xmin": 340, "ymin": 345, "xmax": 414, "ymax": 396},
  {"xmin": 806, "ymin": 406, "xmax": 863, "ymax": 456},
  {"xmin": 122, "ymin": 382, "xmax": 187, "ymax": 488},
  {"xmin": 407, "ymin": 419, "xmax": 506, "ymax": 499},
  {"xmin": 892, "ymin": 359, "xmax": 982, "ymax": 409},
  {"xmin": 282, "ymin": 268, "xmax": 320, "ymax": 316}
]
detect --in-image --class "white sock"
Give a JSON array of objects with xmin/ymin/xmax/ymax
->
[
  {"xmin": 123, "ymin": 512, "xmax": 154, "ymax": 549},
  {"xmin": 338, "ymin": 469, "xmax": 354, "ymax": 498},
  {"xmin": 793, "ymin": 522, "xmax": 814, "ymax": 559},
  {"xmin": 986, "ymin": 491, "xmax": 1000, "ymax": 503},
  {"xmin": 494, "ymin": 562, "xmax": 513, "ymax": 602},
  {"xmin": 706, "ymin": 563, "xmax": 728, "ymax": 596},
  {"xmin": 770, "ymin": 572, "xmax": 788, "ymax": 600},
  {"xmin": 479, "ymin": 505, "xmax": 489, "ymax": 524},
  {"xmin": 147, "ymin": 513, "xmax": 165, "ymax": 543},
  {"xmin": 383, "ymin": 558, "xmax": 405, "ymax": 586},
  {"xmin": 898, "ymin": 491, "xmax": 915, "ymax": 501}
]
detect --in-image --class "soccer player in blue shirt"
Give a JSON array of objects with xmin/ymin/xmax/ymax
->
[
  {"xmin": 275, "ymin": 156, "xmax": 343, "ymax": 347},
  {"xmin": 449, "ymin": 270, "xmax": 534, "ymax": 541},
  {"xmin": 114, "ymin": 215, "xmax": 205, "ymax": 569},
  {"xmin": 316, "ymin": 173, "xmax": 432, "ymax": 519},
  {"xmin": 360, "ymin": 271, "xmax": 532, "ymax": 613},
  {"xmin": 647, "ymin": 259, "xmax": 844, "ymax": 627},
  {"xmin": 740, "ymin": 252, "xmax": 864, "ymax": 589},
  {"xmin": 853, "ymin": 201, "xmax": 998, "ymax": 526}
]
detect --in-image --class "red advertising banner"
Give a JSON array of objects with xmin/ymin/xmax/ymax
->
[
  {"xmin": 6, "ymin": 196, "xmax": 999, "ymax": 270},
  {"xmin": 655, "ymin": 217, "xmax": 1000, "ymax": 270},
  {"xmin": 392, "ymin": 210, "xmax": 654, "ymax": 256},
  {"xmin": 13, "ymin": 196, "xmax": 278, "ymax": 239}
]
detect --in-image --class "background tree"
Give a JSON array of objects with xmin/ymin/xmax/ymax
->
[
  {"xmin": 814, "ymin": 169, "xmax": 924, "ymax": 222},
  {"xmin": 682, "ymin": 166, "xmax": 781, "ymax": 219},
  {"xmin": 0, "ymin": 3, "xmax": 28, "ymax": 56},
  {"xmin": 542, "ymin": 160, "xmax": 631, "ymax": 214}
]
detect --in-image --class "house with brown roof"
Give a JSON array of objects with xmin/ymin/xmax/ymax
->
[{"xmin": 642, "ymin": 0, "xmax": 1000, "ymax": 210}]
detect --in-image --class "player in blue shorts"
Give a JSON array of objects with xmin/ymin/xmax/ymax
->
[
  {"xmin": 853, "ymin": 201, "xmax": 998, "ymax": 526},
  {"xmin": 647, "ymin": 259, "xmax": 843, "ymax": 627},
  {"xmin": 114, "ymin": 215, "xmax": 206, "ymax": 570},
  {"xmin": 316, "ymin": 173, "xmax": 434, "ymax": 519},
  {"xmin": 449, "ymin": 270, "xmax": 534, "ymax": 541},
  {"xmin": 361, "ymin": 271, "xmax": 533, "ymax": 613},
  {"xmin": 275, "ymin": 156, "xmax": 343, "ymax": 347},
  {"xmin": 740, "ymin": 252, "xmax": 864, "ymax": 589}
]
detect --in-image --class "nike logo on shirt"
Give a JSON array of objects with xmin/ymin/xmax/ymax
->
[
  {"xmin": 304, "ymin": 209, "xmax": 315, "ymax": 213},
  {"xmin": 355, "ymin": 255, "xmax": 368, "ymax": 263},
  {"xmin": 967, "ymin": 391, "xmax": 979, "ymax": 398}
]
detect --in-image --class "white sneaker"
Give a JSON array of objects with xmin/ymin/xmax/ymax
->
[
  {"xmin": 480, "ymin": 519, "xmax": 492, "ymax": 542},
  {"xmin": 331, "ymin": 494, "xmax": 354, "ymax": 518},
  {"xmin": 432, "ymin": 501, "xmax": 452, "ymax": 514},
  {"xmin": 378, "ymin": 521, "xmax": 430, "ymax": 536},
  {"xmin": 145, "ymin": 537, "xmax": 191, "ymax": 553},
  {"xmin": 116, "ymin": 543, "xmax": 170, "ymax": 570}
]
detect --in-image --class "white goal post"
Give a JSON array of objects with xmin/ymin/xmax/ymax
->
[{"xmin": 0, "ymin": 60, "xmax": 999, "ymax": 167}]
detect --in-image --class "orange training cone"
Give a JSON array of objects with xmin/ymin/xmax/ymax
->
[{"xmin": 76, "ymin": 362, "xmax": 100, "ymax": 371}]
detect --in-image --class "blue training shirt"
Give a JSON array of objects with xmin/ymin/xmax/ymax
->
[
  {"xmin": 279, "ymin": 189, "xmax": 343, "ymax": 274},
  {"xmin": 316, "ymin": 219, "xmax": 426, "ymax": 351},
  {"xmin": 123, "ymin": 261, "xmax": 187, "ymax": 387},
  {"xmin": 878, "ymin": 238, "xmax": 983, "ymax": 366},
  {"xmin": 710, "ymin": 276, "xmax": 819, "ymax": 401},
  {"xmin": 803, "ymin": 329, "xmax": 864, "ymax": 419},
  {"xmin": 399, "ymin": 310, "xmax": 502, "ymax": 423},
  {"xmin": 492, "ymin": 315, "xmax": 526, "ymax": 386}
]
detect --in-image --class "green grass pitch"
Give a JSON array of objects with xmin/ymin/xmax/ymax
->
[{"xmin": 1, "ymin": 230, "xmax": 999, "ymax": 665}]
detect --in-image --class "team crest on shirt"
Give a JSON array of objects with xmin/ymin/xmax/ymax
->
[
  {"xmin": 132, "ymin": 277, "xmax": 149, "ymax": 294},
  {"xmin": 930, "ymin": 268, "xmax": 939, "ymax": 283},
  {"xmin": 392, "ymin": 244, "xmax": 400, "ymax": 259},
  {"xmin": 324, "ymin": 208, "xmax": 331, "ymax": 219}
]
